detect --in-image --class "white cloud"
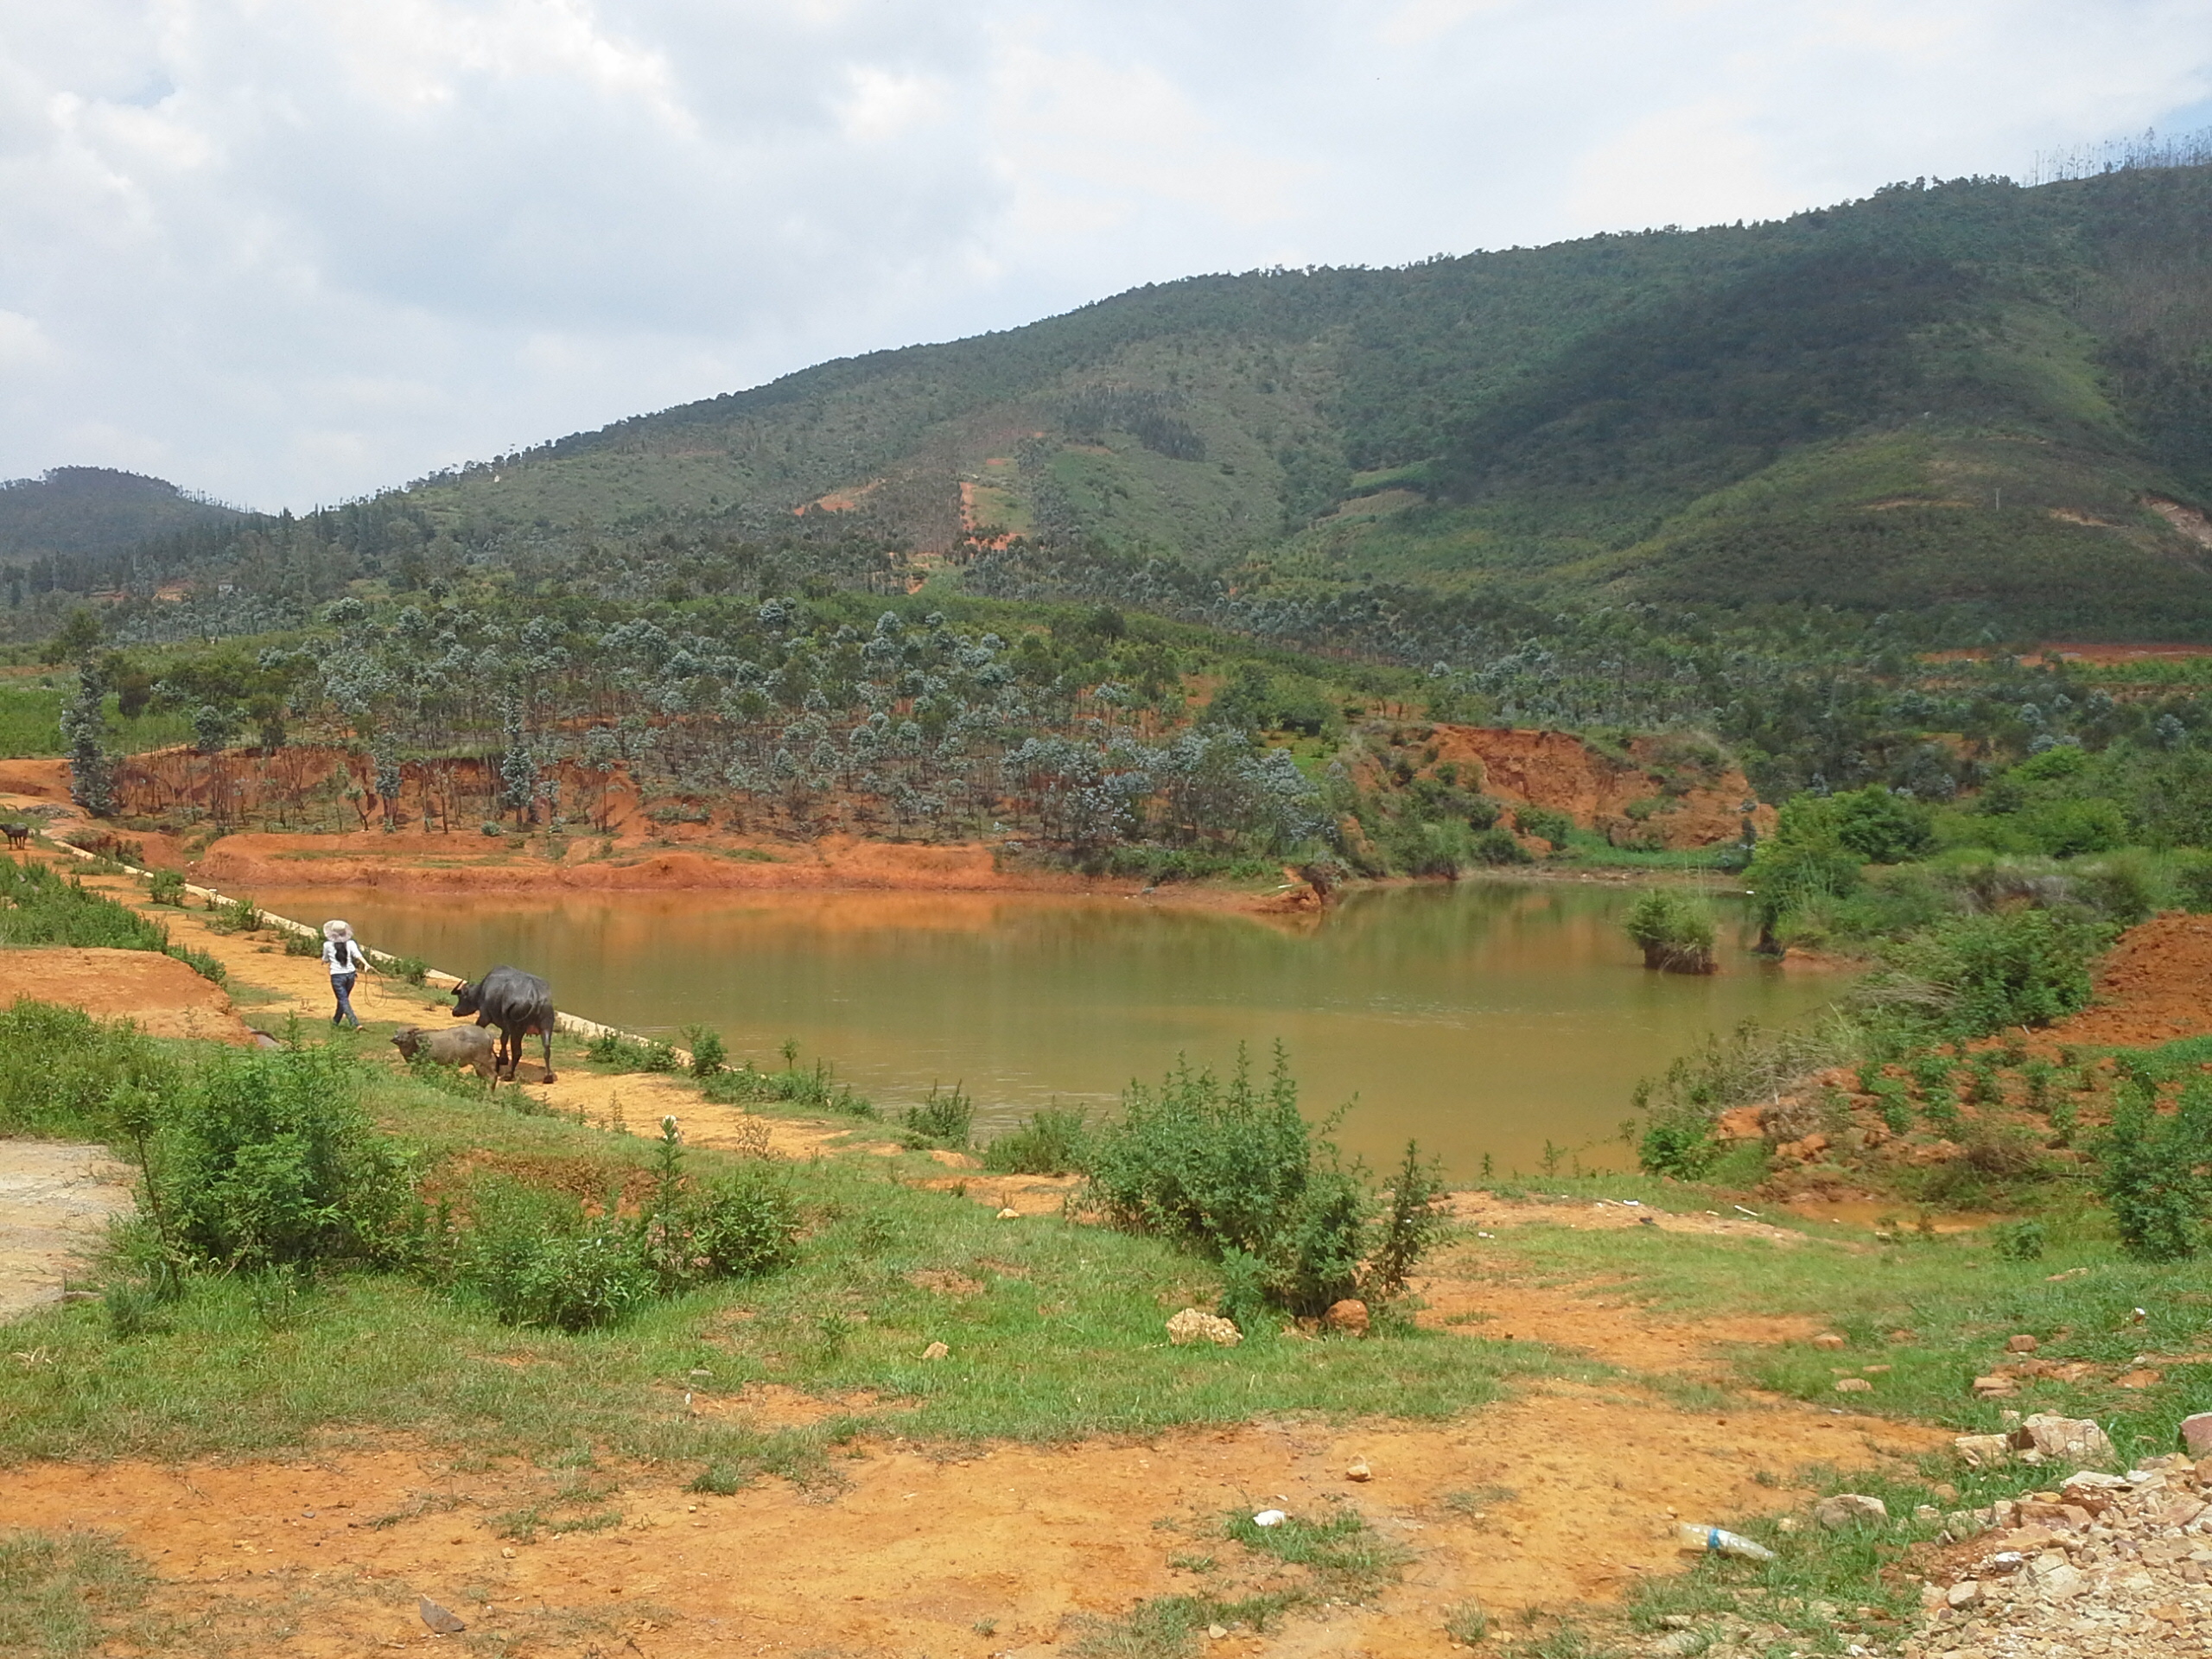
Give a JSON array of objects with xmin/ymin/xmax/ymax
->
[{"xmin": 0, "ymin": 0, "xmax": 2207, "ymax": 509}]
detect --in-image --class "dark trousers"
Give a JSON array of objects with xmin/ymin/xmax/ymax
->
[{"xmin": 331, "ymin": 971, "xmax": 359, "ymax": 1028}]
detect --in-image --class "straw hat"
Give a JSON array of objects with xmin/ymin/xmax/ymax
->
[{"xmin": 322, "ymin": 919, "xmax": 353, "ymax": 942}]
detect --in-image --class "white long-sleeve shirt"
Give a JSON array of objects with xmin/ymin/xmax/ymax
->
[{"xmin": 322, "ymin": 938, "xmax": 366, "ymax": 978}]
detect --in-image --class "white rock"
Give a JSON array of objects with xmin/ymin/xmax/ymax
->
[
  {"xmin": 1166, "ymin": 1308, "xmax": 1243, "ymax": 1347},
  {"xmin": 1252, "ymin": 1509, "xmax": 1287, "ymax": 1528}
]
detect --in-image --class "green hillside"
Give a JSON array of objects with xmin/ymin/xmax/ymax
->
[
  {"xmin": 9, "ymin": 162, "xmax": 2212, "ymax": 645},
  {"xmin": 371, "ymin": 163, "xmax": 2212, "ymax": 638}
]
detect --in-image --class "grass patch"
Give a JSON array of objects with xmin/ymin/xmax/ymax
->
[
  {"xmin": 0, "ymin": 1529, "xmax": 156, "ymax": 1657},
  {"xmin": 0, "ymin": 1033, "xmax": 1544, "ymax": 1472}
]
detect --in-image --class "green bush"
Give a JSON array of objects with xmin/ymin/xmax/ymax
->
[
  {"xmin": 1469, "ymin": 825, "xmax": 1533, "ymax": 865},
  {"xmin": 150, "ymin": 1041, "xmax": 417, "ymax": 1270},
  {"xmin": 146, "ymin": 868, "xmax": 186, "ymax": 906},
  {"xmin": 1512, "ymin": 804, "xmax": 1574, "ymax": 846},
  {"xmin": 2177, "ymin": 857, "xmax": 2212, "ymax": 913},
  {"xmin": 1086, "ymin": 1048, "xmax": 1432, "ymax": 1320},
  {"xmin": 446, "ymin": 1128, "xmax": 799, "ymax": 1329},
  {"xmin": 0, "ymin": 998, "xmax": 180, "ymax": 1140},
  {"xmin": 385, "ymin": 954, "xmax": 431, "ymax": 986},
  {"xmin": 681, "ymin": 1025, "xmax": 728, "ymax": 1077},
  {"xmin": 2093, "ymin": 1078, "xmax": 2212, "ymax": 1262},
  {"xmin": 1622, "ymin": 889, "xmax": 1717, "ymax": 973},
  {"xmin": 982, "ymin": 1106, "xmax": 1093, "ymax": 1175},
  {"xmin": 584, "ymin": 1029, "xmax": 679, "ymax": 1072},
  {"xmin": 1990, "ymin": 1219, "xmax": 2047, "ymax": 1261},
  {"xmin": 448, "ymin": 1177, "xmax": 658, "ymax": 1332},
  {"xmin": 1859, "ymin": 908, "xmax": 2109, "ymax": 1042},
  {"xmin": 2070, "ymin": 851, "xmax": 2159, "ymax": 926},
  {"xmin": 900, "ymin": 1082, "xmax": 974, "ymax": 1150},
  {"xmin": 208, "ymin": 897, "xmax": 261, "ymax": 934},
  {"xmin": 683, "ymin": 1165, "xmax": 803, "ymax": 1280}
]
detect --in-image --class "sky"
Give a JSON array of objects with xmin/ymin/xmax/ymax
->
[{"xmin": 3, "ymin": 1, "xmax": 2210, "ymax": 512}]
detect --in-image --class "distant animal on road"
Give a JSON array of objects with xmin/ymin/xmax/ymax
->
[
  {"xmin": 391, "ymin": 1023, "xmax": 499, "ymax": 1079},
  {"xmin": 451, "ymin": 966, "xmax": 557, "ymax": 1082},
  {"xmin": 2, "ymin": 823, "xmax": 29, "ymax": 851}
]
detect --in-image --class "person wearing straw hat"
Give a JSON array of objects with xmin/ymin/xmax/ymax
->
[{"xmin": 321, "ymin": 919, "xmax": 372, "ymax": 1029}]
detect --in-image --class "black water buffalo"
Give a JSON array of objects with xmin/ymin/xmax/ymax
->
[
  {"xmin": 451, "ymin": 966, "xmax": 557, "ymax": 1082},
  {"xmin": 2, "ymin": 823, "xmax": 29, "ymax": 851}
]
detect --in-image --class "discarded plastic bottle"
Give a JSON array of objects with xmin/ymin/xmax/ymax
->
[{"xmin": 1675, "ymin": 1523, "xmax": 1777, "ymax": 1562}]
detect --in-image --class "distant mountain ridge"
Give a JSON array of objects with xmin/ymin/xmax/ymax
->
[
  {"xmin": 385, "ymin": 162, "xmax": 2212, "ymax": 635},
  {"xmin": 16, "ymin": 158, "xmax": 2212, "ymax": 639}
]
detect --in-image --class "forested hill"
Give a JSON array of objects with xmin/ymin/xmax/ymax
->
[
  {"xmin": 0, "ymin": 468, "xmax": 243, "ymax": 569},
  {"xmin": 391, "ymin": 162, "xmax": 2212, "ymax": 638},
  {"xmin": 11, "ymin": 160, "xmax": 2212, "ymax": 641}
]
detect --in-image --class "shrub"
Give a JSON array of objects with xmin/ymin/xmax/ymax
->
[
  {"xmin": 147, "ymin": 868, "xmax": 187, "ymax": 906},
  {"xmin": 207, "ymin": 896, "xmax": 262, "ymax": 934},
  {"xmin": 448, "ymin": 1177, "xmax": 658, "ymax": 1331},
  {"xmin": 386, "ymin": 954, "xmax": 431, "ymax": 986},
  {"xmin": 2093, "ymin": 1078, "xmax": 2212, "ymax": 1262},
  {"xmin": 2073, "ymin": 852, "xmax": 2158, "ymax": 926},
  {"xmin": 2177, "ymin": 857, "xmax": 2212, "ymax": 913},
  {"xmin": 683, "ymin": 1165, "xmax": 802, "ymax": 1280},
  {"xmin": 982, "ymin": 1106, "xmax": 1092, "ymax": 1175},
  {"xmin": 584, "ymin": 1029, "xmax": 679, "ymax": 1072},
  {"xmin": 1991, "ymin": 1219, "xmax": 2046, "ymax": 1261},
  {"xmin": 681, "ymin": 1025, "xmax": 728, "ymax": 1077},
  {"xmin": 150, "ymin": 1041, "xmax": 416, "ymax": 1270},
  {"xmin": 448, "ymin": 1127, "xmax": 799, "ymax": 1328},
  {"xmin": 1858, "ymin": 908, "xmax": 2109, "ymax": 1042},
  {"xmin": 283, "ymin": 929, "xmax": 323, "ymax": 957},
  {"xmin": 1469, "ymin": 825, "xmax": 1533, "ymax": 865},
  {"xmin": 1622, "ymin": 889, "xmax": 1718, "ymax": 974},
  {"xmin": 0, "ymin": 998, "xmax": 180, "ymax": 1140},
  {"xmin": 1085, "ymin": 1048, "xmax": 1431, "ymax": 1319},
  {"xmin": 1512, "ymin": 804, "xmax": 1574, "ymax": 847},
  {"xmin": 901, "ymin": 1082, "xmax": 974, "ymax": 1150}
]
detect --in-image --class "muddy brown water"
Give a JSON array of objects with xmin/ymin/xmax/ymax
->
[{"xmin": 251, "ymin": 880, "xmax": 1841, "ymax": 1177}]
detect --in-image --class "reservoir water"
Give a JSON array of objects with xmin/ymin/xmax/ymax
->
[{"xmin": 253, "ymin": 880, "xmax": 1842, "ymax": 1178}]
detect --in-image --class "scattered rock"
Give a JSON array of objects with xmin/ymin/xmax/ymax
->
[
  {"xmin": 1207, "ymin": 1625, "xmax": 1228, "ymax": 1642},
  {"xmin": 418, "ymin": 1597, "xmax": 467, "ymax": 1635},
  {"xmin": 2006, "ymin": 1333, "xmax": 2039, "ymax": 1353},
  {"xmin": 1833, "ymin": 1376, "xmax": 1873, "ymax": 1393},
  {"xmin": 2116, "ymin": 1367, "xmax": 2163, "ymax": 1389},
  {"xmin": 1954, "ymin": 1433, "xmax": 2012, "ymax": 1468},
  {"xmin": 1252, "ymin": 1510, "xmax": 1286, "ymax": 1528},
  {"xmin": 2012, "ymin": 1413, "xmax": 2117, "ymax": 1467},
  {"xmin": 1322, "ymin": 1299, "xmax": 1370, "ymax": 1337},
  {"xmin": 995, "ymin": 1207, "xmax": 1020, "ymax": 1219},
  {"xmin": 1814, "ymin": 1493, "xmax": 1889, "ymax": 1529},
  {"xmin": 1928, "ymin": 1436, "xmax": 2212, "ymax": 1653},
  {"xmin": 1972, "ymin": 1372, "xmax": 2020, "ymax": 1397},
  {"xmin": 1811, "ymin": 1332, "xmax": 1847, "ymax": 1351},
  {"xmin": 921, "ymin": 1341, "xmax": 950, "ymax": 1361},
  {"xmin": 2180, "ymin": 1411, "xmax": 2212, "ymax": 1457},
  {"xmin": 1345, "ymin": 1459, "xmax": 1371, "ymax": 1483},
  {"xmin": 1166, "ymin": 1308, "xmax": 1243, "ymax": 1348}
]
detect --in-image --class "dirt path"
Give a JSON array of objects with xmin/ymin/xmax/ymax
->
[
  {"xmin": 0, "ymin": 1141, "xmax": 134, "ymax": 1321},
  {"xmin": 1, "ymin": 1385, "xmax": 1941, "ymax": 1658}
]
